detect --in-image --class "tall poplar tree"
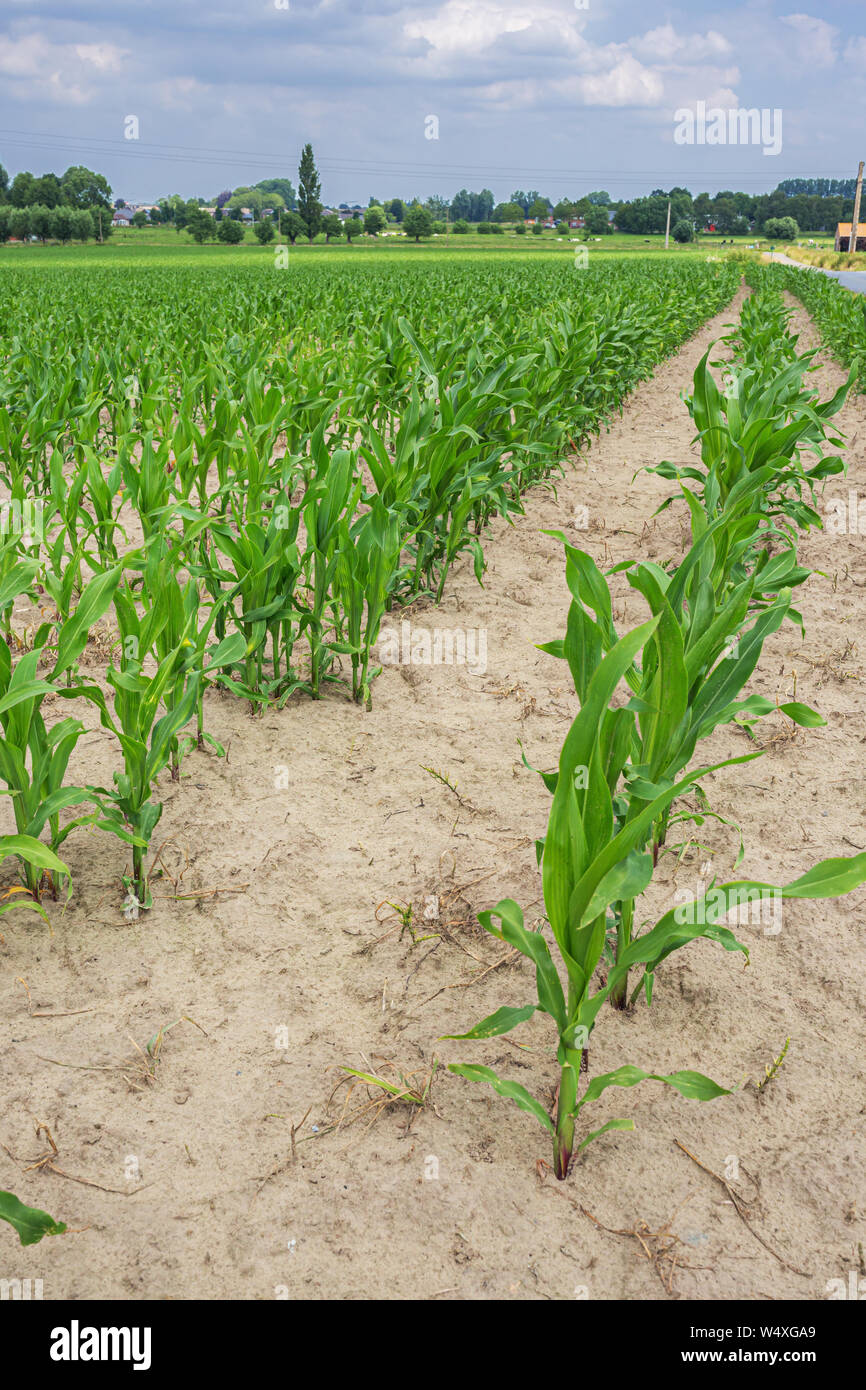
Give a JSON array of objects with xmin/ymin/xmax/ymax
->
[{"xmin": 297, "ymin": 144, "xmax": 322, "ymax": 243}]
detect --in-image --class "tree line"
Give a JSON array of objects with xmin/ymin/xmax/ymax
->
[
  {"xmin": 1, "ymin": 145, "xmax": 859, "ymax": 246},
  {"xmin": 0, "ymin": 163, "xmax": 114, "ymax": 242}
]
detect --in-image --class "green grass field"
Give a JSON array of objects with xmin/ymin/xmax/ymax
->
[{"xmin": 0, "ymin": 226, "xmax": 768, "ymax": 270}]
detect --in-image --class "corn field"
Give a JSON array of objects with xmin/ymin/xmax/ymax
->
[
  {"xmin": 0, "ymin": 259, "xmax": 739, "ymax": 907},
  {"xmin": 2, "ymin": 256, "xmax": 865, "ymax": 1300}
]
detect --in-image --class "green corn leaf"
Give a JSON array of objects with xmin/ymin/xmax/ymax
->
[
  {"xmin": 576, "ymin": 1118, "xmax": 635, "ymax": 1153},
  {"xmin": 477, "ymin": 899, "xmax": 567, "ymax": 1030},
  {"xmin": 0, "ymin": 1190, "xmax": 67, "ymax": 1246},
  {"xmin": 576, "ymin": 1065, "xmax": 730, "ymax": 1114},
  {"xmin": 442, "ymin": 1004, "xmax": 538, "ymax": 1041},
  {"xmin": 447, "ymin": 1064, "xmax": 555, "ymax": 1134}
]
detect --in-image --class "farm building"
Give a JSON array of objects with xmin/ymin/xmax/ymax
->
[{"xmin": 834, "ymin": 222, "xmax": 866, "ymax": 251}]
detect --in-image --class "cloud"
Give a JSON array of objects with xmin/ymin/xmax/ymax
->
[
  {"xmin": 0, "ymin": 29, "xmax": 127, "ymax": 104},
  {"xmin": 631, "ymin": 24, "xmax": 733, "ymax": 64},
  {"xmin": 74, "ymin": 42, "xmax": 127, "ymax": 73},
  {"xmin": 780, "ymin": 13, "xmax": 838, "ymax": 68},
  {"xmin": 576, "ymin": 54, "xmax": 664, "ymax": 107},
  {"xmin": 157, "ymin": 76, "xmax": 212, "ymax": 111},
  {"xmin": 404, "ymin": 1, "xmax": 537, "ymax": 55}
]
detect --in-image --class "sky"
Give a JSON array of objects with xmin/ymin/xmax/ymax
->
[{"xmin": 0, "ymin": 0, "xmax": 864, "ymax": 206}]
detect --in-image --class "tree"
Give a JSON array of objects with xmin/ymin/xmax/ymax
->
[
  {"xmin": 450, "ymin": 189, "xmax": 472, "ymax": 220},
  {"xmin": 531, "ymin": 222, "xmax": 544, "ymax": 235},
  {"xmin": 528, "ymin": 197, "xmax": 549, "ymax": 220},
  {"xmin": 672, "ymin": 219, "xmax": 694, "ymax": 243},
  {"xmin": 585, "ymin": 206, "xmax": 611, "ymax": 235},
  {"xmin": 364, "ymin": 206, "xmax": 385, "ymax": 235},
  {"xmin": 218, "ymin": 218, "xmax": 245, "ymax": 244},
  {"xmin": 403, "ymin": 205, "xmax": 433, "ymax": 241},
  {"xmin": 297, "ymin": 143, "xmax": 323, "ymax": 242},
  {"xmin": 187, "ymin": 208, "xmax": 215, "ymax": 243},
  {"xmin": 470, "ymin": 189, "xmax": 494, "ymax": 221},
  {"xmin": 60, "ymin": 165, "xmax": 112, "ymax": 211},
  {"xmin": 283, "ymin": 211, "xmax": 306, "ymax": 244},
  {"xmin": 70, "ymin": 209, "xmax": 93, "ymax": 242},
  {"xmin": 227, "ymin": 190, "xmax": 262, "ymax": 218},
  {"xmin": 343, "ymin": 217, "xmax": 363, "ymax": 243},
  {"xmin": 255, "ymin": 178, "xmax": 296, "ymax": 209},
  {"xmin": 387, "ymin": 198, "xmax": 405, "ymax": 223},
  {"xmin": 451, "ymin": 218, "xmax": 470, "ymax": 234},
  {"xmin": 254, "ymin": 219, "xmax": 275, "ymax": 244},
  {"xmin": 553, "ymin": 199, "xmax": 575, "ymax": 222},
  {"xmin": 510, "ymin": 189, "xmax": 540, "ymax": 214},
  {"xmin": 215, "ymin": 189, "xmax": 232, "ymax": 209},
  {"xmin": 9, "ymin": 208, "xmax": 29, "ymax": 240},
  {"xmin": 131, "ymin": 209, "xmax": 148, "ymax": 229},
  {"xmin": 587, "ymin": 191, "xmax": 611, "ymax": 206},
  {"xmin": 0, "ymin": 164, "xmax": 8, "ymax": 201},
  {"xmin": 88, "ymin": 207, "xmax": 112, "ymax": 240},
  {"xmin": 49, "ymin": 205, "xmax": 74, "ymax": 243},
  {"xmin": 321, "ymin": 213, "xmax": 343, "ymax": 241},
  {"xmin": 0, "ymin": 206, "xmax": 9, "ymax": 240},
  {"xmin": 27, "ymin": 204, "xmax": 52, "ymax": 242},
  {"xmin": 763, "ymin": 216, "xmax": 798, "ymax": 241},
  {"xmin": 9, "ymin": 172, "xmax": 36, "ymax": 208},
  {"xmin": 431, "ymin": 220, "xmax": 446, "ymax": 235},
  {"xmin": 32, "ymin": 174, "xmax": 62, "ymax": 208},
  {"xmin": 493, "ymin": 201, "xmax": 523, "ymax": 222}
]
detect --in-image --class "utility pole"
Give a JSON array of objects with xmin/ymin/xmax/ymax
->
[
  {"xmin": 664, "ymin": 198, "xmax": 671, "ymax": 249},
  {"xmin": 849, "ymin": 159, "xmax": 864, "ymax": 254}
]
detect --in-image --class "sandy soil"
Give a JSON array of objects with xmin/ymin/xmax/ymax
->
[{"xmin": 2, "ymin": 282, "xmax": 865, "ymax": 1301}]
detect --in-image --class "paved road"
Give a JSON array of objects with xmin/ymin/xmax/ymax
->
[{"xmin": 767, "ymin": 250, "xmax": 866, "ymax": 296}]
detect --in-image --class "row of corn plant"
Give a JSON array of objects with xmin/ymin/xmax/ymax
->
[
  {"xmin": 446, "ymin": 281, "xmax": 866, "ymax": 1176},
  {"xmin": 0, "ymin": 259, "xmax": 743, "ymax": 918}
]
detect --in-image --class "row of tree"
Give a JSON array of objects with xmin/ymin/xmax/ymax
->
[
  {"xmin": 0, "ymin": 204, "xmax": 108, "ymax": 244},
  {"xmin": 2, "ymin": 148, "xmax": 859, "ymax": 245},
  {"xmin": 0, "ymin": 164, "xmax": 112, "ymax": 212}
]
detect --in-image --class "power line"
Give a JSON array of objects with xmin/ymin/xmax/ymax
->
[{"xmin": 0, "ymin": 127, "xmax": 858, "ymax": 186}]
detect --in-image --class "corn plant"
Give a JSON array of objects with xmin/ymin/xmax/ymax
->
[
  {"xmin": 447, "ymin": 619, "xmax": 866, "ymax": 1178},
  {"xmin": 0, "ymin": 567, "xmax": 122, "ymax": 894},
  {"xmin": 85, "ymin": 585, "xmax": 201, "ymax": 905},
  {"xmin": 539, "ymin": 531, "xmax": 823, "ymax": 1004}
]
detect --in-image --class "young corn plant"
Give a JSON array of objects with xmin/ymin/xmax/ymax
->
[
  {"xmin": 539, "ymin": 533, "xmax": 823, "ymax": 1006},
  {"xmin": 0, "ymin": 567, "xmax": 124, "ymax": 895},
  {"xmin": 447, "ymin": 618, "xmax": 866, "ymax": 1178},
  {"xmin": 332, "ymin": 499, "xmax": 404, "ymax": 706},
  {"xmin": 86, "ymin": 587, "xmax": 201, "ymax": 906}
]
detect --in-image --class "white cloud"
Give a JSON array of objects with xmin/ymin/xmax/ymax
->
[
  {"xmin": 780, "ymin": 13, "xmax": 839, "ymax": 68},
  {"xmin": 0, "ymin": 31, "xmax": 127, "ymax": 104},
  {"xmin": 74, "ymin": 43, "xmax": 128, "ymax": 73},
  {"xmin": 403, "ymin": 0, "xmax": 589, "ymax": 65},
  {"xmin": 576, "ymin": 55, "xmax": 664, "ymax": 107},
  {"xmin": 158, "ymin": 76, "xmax": 212, "ymax": 110},
  {"xmin": 632, "ymin": 24, "xmax": 732, "ymax": 64},
  {"xmin": 844, "ymin": 36, "xmax": 866, "ymax": 64},
  {"xmin": 405, "ymin": 1, "xmax": 535, "ymax": 54}
]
